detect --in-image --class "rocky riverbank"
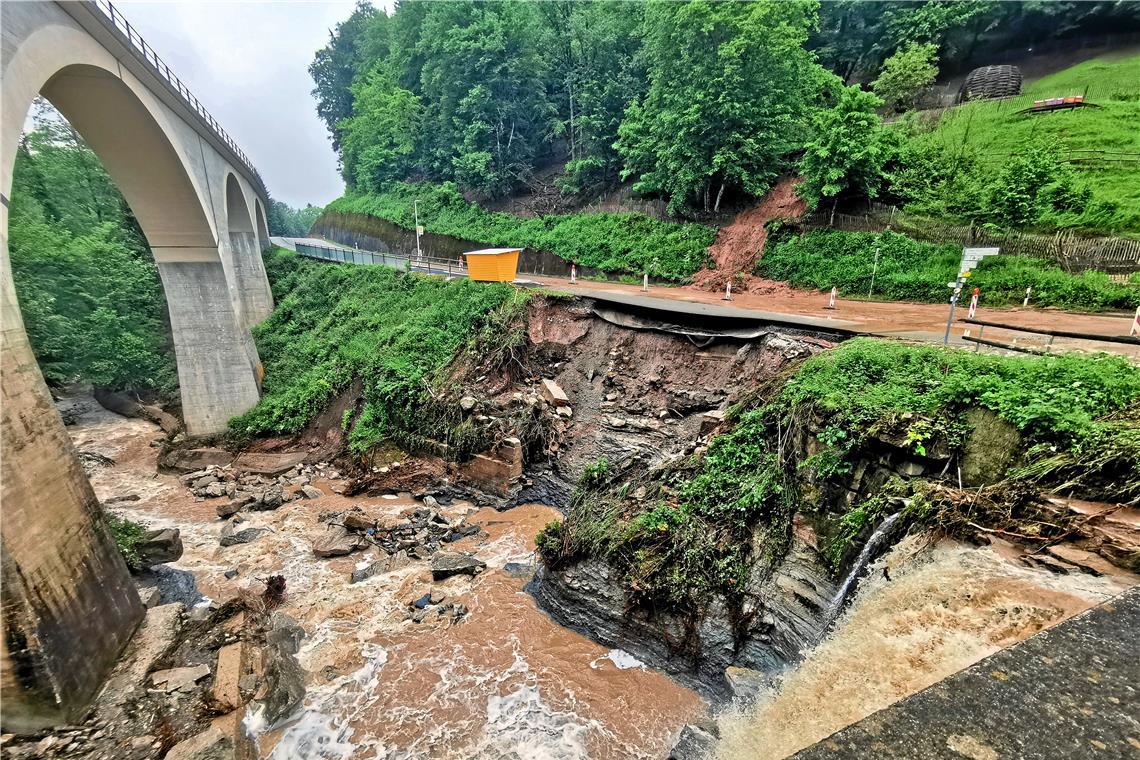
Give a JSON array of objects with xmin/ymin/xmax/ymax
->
[{"xmin": 4, "ymin": 392, "xmax": 704, "ymax": 758}]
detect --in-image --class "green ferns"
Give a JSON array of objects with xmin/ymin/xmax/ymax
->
[
  {"xmin": 324, "ymin": 182, "xmax": 715, "ymax": 281},
  {"xmin": 231, "ymin": 249, "xmax": 520, "ymax": 453}
]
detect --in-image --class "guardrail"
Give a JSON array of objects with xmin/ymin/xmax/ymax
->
[
  {"xmin": 295, "ymin": 242, "xmax": 469, "ymax": 278},
  {"xmin": 89, "ymin": 0, "xmax": 267, "ymax": 199},
  {"xmin": 960, "ymin": 316, "xmax": 1140, "ymax": 355}
]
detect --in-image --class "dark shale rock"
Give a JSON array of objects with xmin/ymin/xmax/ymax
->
[
  {"xmin": 430, "ymin": 552, "xmax": 486, "ymax": 581},
  {"xmin": 219, "ymin": 520, "xmax": 268, "ymax": 547},
  {"xmin": 669, "ymin": 724, "xmax": 717, "ymax": 760},
  {"xmin": 137, "ymin": 528, "xmax": 184, "ymax": 566},
  {"xmin": 533, "ymin": 530, "xmax": 836, "ymax": 698},
  {"xmin": 258, "ymin": 612, "xmax": 306, "ymax": 726}
]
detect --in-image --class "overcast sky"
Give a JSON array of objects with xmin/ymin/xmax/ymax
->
[{"xmin": 119, "ymin": 1, "xmax": 369, "ymax": 208}]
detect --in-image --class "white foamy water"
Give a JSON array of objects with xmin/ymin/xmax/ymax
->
[
  {"xmin": 716, "ymin": 535, "xmax": 1133, "ymax": 760},
  {"xmin": 590, "ymin": 649, "xmax": 646, "ymax": 671}
]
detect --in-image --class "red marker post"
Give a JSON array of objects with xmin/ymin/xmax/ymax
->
[
  {"xmin": 1131, "ymin": 306, "xmax": 1140, "ymax": 337},
  {"xmin": 826, "ymin": 286, "xmax": 837, "ymax": 310},
  {"xmin": 967, "ymin": 288, "xmax": 979, "ymax": 319}
]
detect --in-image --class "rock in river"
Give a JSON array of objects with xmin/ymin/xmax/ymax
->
[
  {"xmin": 219, "ymin": 520, "xmax": 267, "ymax": 547},
  {"xmin": 137, "ymin": 528, "xmax": 184, "ymax": 566},
  {"xmin": 430, "ymin": 552, "xmax": 486, "ymax": 581},
  {"xmin": 312, "ymin": 525, "xmax": 366, "ymax": 558}
]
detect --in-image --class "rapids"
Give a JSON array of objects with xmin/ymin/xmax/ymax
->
[
  {"xmin": 715, "ymin": 533, "xmax": 1134, "ymax": 759},
  {"xmin": 66, "ymin": 394, "xmax": 1135, "ymax": 759},
  {"xmin": 68, "ymin": 396, "xmax": 704, "ymax": 759}
]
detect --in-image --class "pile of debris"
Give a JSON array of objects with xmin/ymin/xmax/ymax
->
[
  {"xmin": 310, "ymin": 504, "xmax": 484, "ymax": 581},
  {"xmin": 179, "ymin": 463, "xmax": 341, "ymax": 519}
]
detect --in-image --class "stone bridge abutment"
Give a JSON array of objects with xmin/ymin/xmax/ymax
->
[{"xmin": 1, "ymin": 1, "xmax": 274, "ymax": 730}]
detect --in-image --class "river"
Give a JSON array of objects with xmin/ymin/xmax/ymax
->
[
  {"xmin": 68, "ymin": 396, "xmax": 704, "ymax": 759},
  {"xmin": 68, "ymin": 395, "xmax": 1135, "ymax": 758}
]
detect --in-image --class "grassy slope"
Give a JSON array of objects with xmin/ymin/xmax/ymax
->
[
  {"xmin": 232, "ymin": 248, "xmax": 520, "ymax": 452},
  {"xmin": 324, "ymin": 183, "xmax": 716, "ymax": 282},
  {"xmin": 758, "ymin": 229, "xmax": 1140, "ymax": 312},
  {"xmin": 920, "ymin": 54, "xmax": 1140, "ymax": 229}
]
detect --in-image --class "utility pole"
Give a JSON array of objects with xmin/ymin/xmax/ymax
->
[{"xmin": 414, "ymin": 199, "xmax": 423, "ymax": 260}]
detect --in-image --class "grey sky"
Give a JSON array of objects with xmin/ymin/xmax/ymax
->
[{"xmin": 119, "ymin": 1, "xmax": 364, "ymax": 208}]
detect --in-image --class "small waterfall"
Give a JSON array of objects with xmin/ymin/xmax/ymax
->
[{"xmin": 820, "ymin": 512, "xmax": 903, "ymax": 636}]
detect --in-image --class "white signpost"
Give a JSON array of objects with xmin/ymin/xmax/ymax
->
[{"xmin": 944, "ymin": 247, "xmax": 999, "ymax": 344}]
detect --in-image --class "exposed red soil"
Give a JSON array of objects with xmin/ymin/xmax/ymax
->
[{"xmin": 692, "ymin": 176, "xmax": 807, "ymax": 292}]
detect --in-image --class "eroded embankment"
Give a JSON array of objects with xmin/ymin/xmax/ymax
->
[{"xmin": 530, "ymin": 321, "xmax": 1140, "ymax": 749}]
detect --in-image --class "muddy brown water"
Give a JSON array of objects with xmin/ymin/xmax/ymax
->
[
  {"xmin": 69, "ymin": 398, "xmax": 1136, "ymax": 758},
  {"xmin": 70, "ymin": 399, "xmax": 703, "ymax": 758}
]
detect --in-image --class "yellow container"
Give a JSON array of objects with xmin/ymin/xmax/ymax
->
[{"xmin": 464, "ymin": 248, "xmax": 521, "ymax": 282}]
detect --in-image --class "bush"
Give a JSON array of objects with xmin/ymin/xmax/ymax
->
[
  {"xmin": 232, "ymin": 249, "xmax": 520, "ymax": 453},
  {"xmin": 106, "ymin": 513, "xmax": 146, "ymax": 571},
  {"xmin": 324, "ymin": 182, "xmax": 715, "ymax": 281},
  {"xmin": 871, "ymin": 43, "xmax": 939, "ymax": 112},
  {"xmin": 758, "ymin": 229, "xmax": 1139, "ymax": 312}
]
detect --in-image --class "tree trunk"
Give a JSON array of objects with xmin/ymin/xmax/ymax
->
[
  {"xmin": 829, "ymin": 197, "xmax": 839, "ymax": 227},
  {"xmin": 713, "ymin": 182, "xmax": 726, "ymax": 213}
]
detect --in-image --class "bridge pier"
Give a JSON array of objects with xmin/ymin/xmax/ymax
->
[
  {"xmin": 0, "ymin": 257, "xmax": 144, "ymax": 733},
  {"xmin": 156, "ymin": 256, "xmax": 263, "ymax": 434}
]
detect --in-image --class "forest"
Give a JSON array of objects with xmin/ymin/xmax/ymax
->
[{"xmin": 313, "ymin": 0, "xmax": 1140, "ymax": 231}]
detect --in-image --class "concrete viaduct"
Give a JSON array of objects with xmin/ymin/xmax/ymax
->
[{"xmin": 1, "ymin": 1, "xmax": 275, "ymax": 730}]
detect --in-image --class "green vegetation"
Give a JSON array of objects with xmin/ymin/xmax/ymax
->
[
  {"xmin": 9, "ymin": 103, "xmax": 176, "ymax": 393},
  {"xmin": 799, "ymin": 85, "xmax": 893, "ymax": 210},
  {"xmin": 758, "ymin": 229, "xmax": 1140, "ymax": 311},
  {"xmin": 231, "ymin": 248, "xmax": 522, "ymax": 453},
  {"xmin": 541, "ymin": 338, "xmax": 1140, "ymax": 615},
  {"xmin": 267, "ymin": 200, "xmax": 323, "ymax": 237},
  {"xmin": 615, "ymin": 1, "xmax": 824, "ymax": 213},
  {"xmin": 312, "ymin": 0, "xmax": 1137, "ymax": 222},
  {"xmin": 871, "ymin": 43, "xmax": 939, "ymax": 112},
  {"xmin": 326, "ymin": 183, "xmax": 715, "ymax": 281},
  {"xmin": 900, "ymin": 54, "xmax": 1140, "ymax": 233},
  {"xmin": 106, "ymin": 513, "xmax": 146, "ymax": 571}
]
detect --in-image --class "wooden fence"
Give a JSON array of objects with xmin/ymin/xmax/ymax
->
[{"xmin": 802, "ymin": 209, "xmax": 1140, "ymax": 274}]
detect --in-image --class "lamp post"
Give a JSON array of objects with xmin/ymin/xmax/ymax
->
[{"xmin": 414, "ymin": 199, "xmax": 423, "ymax": 260}]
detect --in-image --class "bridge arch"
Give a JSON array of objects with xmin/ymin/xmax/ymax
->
[
  {"xmin": 1, "ymin": 2, "xmax": 269, "ymax": 731},
  {"xmin": 255, "ymin": 198, "xmax": 271, "ymax": 252},
  {"xmin": 224, "ymin": 171, "xmax": 273, "ymax": 325}
]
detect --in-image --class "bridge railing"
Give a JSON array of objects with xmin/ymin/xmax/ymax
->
[
  {"xmin": 294, "ymin": 241, "xmax": 470, "ymax": 278},
  {"xmin": 90, "ymin": 0, "xmax": 268, "ymax": 199}
]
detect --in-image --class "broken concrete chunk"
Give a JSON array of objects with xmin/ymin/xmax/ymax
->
[
  {"xmin": 150, "ymin": 663, "xmax": 210, "ymax": 693},
  {"xmin": 540, "ymin": 378, "xmax": 570, "ymax": 407},
  {"xmin": 300, "ymin": 484, "xmax": 324, "ymax": 500},
  {"xmin": 210, "ymin": 643, "xmax": 244, "ymax": 712},
  {"xmin": 342, "ymin": 510, "xmax": 376, "ymax": 532},
  {"xmin": 312, "ymin": 525, "xmax": 365, "ymax": 557}
]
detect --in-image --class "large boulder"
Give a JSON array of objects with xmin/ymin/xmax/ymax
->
[
  {"xmin": 312, "ymin": 525, "xmax": 366, "ymax": 557},
  {"xmin": 961, "ymin": 408, "xmax": 1021, "ymax": 486},
  {"xmin": 137, "ymin": 528, "xmax": 184, "ymax": 566},
  {"xmin": 430, "ymin": 552, "xmax": 486, "ymax": 581}
]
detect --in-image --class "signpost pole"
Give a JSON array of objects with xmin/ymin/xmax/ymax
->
[{"xmin": 414, "ymin": 199, "xmax": 423, "ymax": 260}]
